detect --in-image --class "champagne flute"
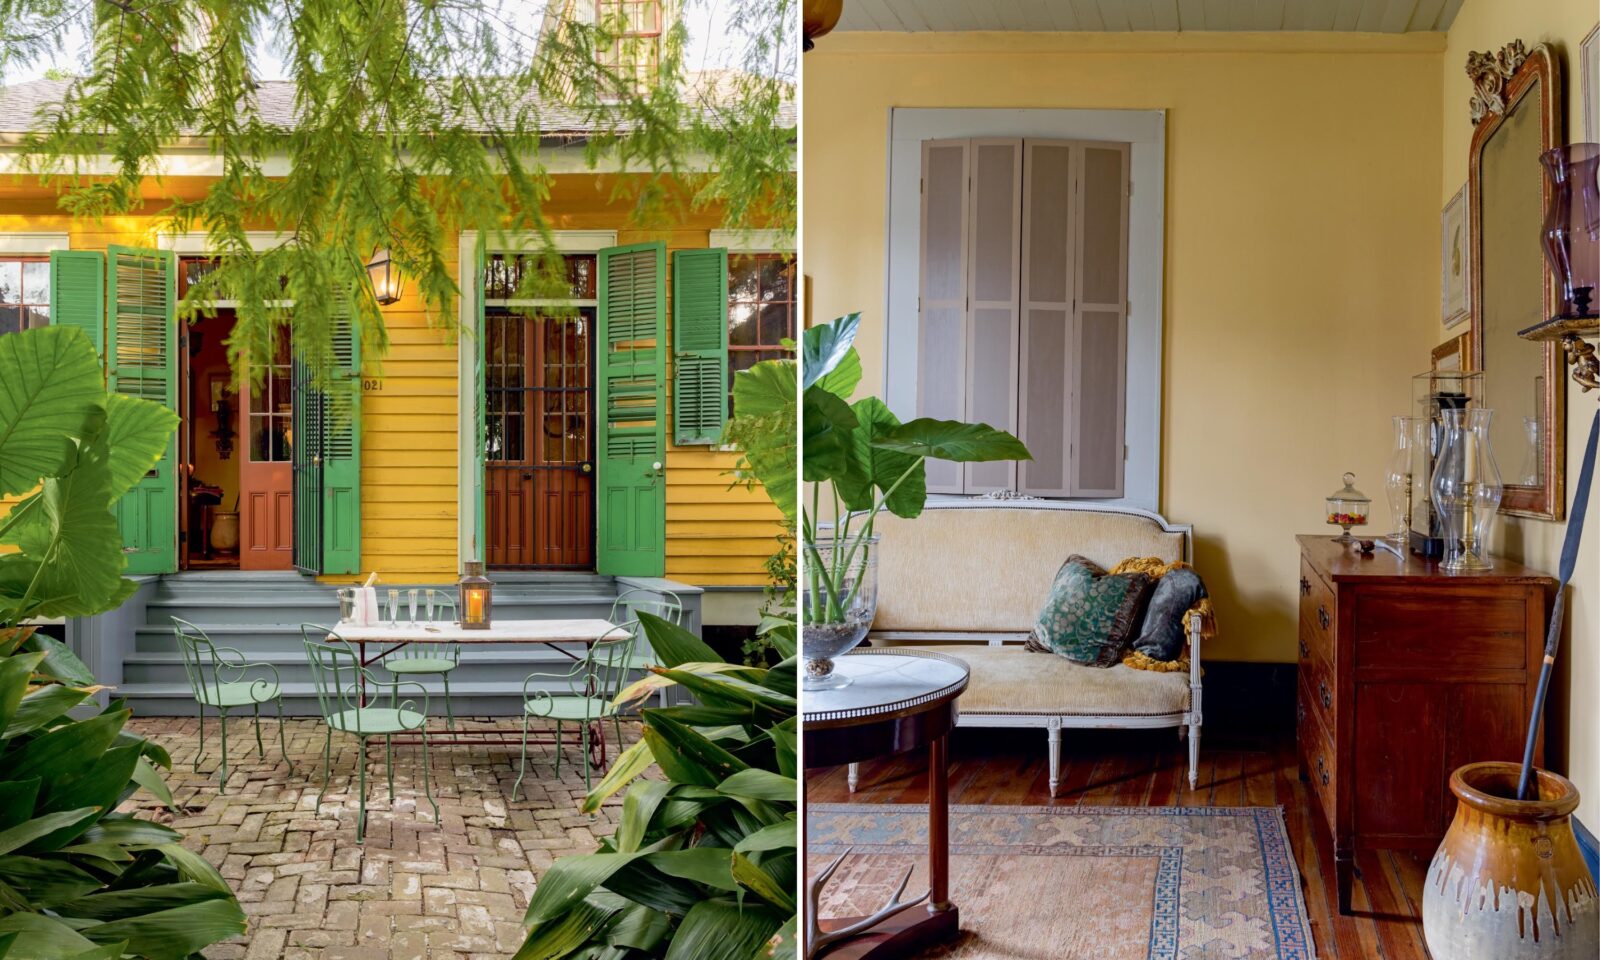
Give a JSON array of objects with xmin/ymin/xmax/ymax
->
[
  {"xmin": 407, "ymin": 589, "xmax": 419, "ymax": 628},
  {"xmin": 387, "ymin": 589, "xmax": 400, "ymax": 626}
]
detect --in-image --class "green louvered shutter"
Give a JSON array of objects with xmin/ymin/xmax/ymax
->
[
  {"xmin": 671, "ymin": 248, "xmax": 728, "ymax": 445},
  {"xmin": 321, "ymin": 304, "xmax": 362, "ymax": 573},
  {"xmin": 48, "ymin": 251, "xmax": 105, "ymax": 358},
  {"xmin": 107, "ymin": 245, "xmax": 178, "ymax": 574},
  {"xmin": 596, "ymin": 242, "xmax": 667, "ymax": 577},
  {"xmin": 471, "ymin": 239, "xmax": 487, "ymax": 558},
  {"xmin": 291, "ymin": 352, "xmax": 323, "ymax": 575}
]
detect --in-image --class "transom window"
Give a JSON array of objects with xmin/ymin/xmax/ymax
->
[
  {"xmin": 0, "ymin": 257, "xmax": 50, "ymax": 334},
  {"xmin": 484, "ymin": 253, "xmax": 597, "ymax": 301},
  {"xmin": 727, "ymin": 253, "xmax": 795, "ymax": 412}
]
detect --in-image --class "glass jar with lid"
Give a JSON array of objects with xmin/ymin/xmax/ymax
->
[{"xmin": 1326, "ymin": 472, "xmax": 1371, "ymax": 543}]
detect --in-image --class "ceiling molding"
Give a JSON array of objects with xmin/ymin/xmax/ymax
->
[{"xmin": 834, "ymin": 0, "xmax": 1462, "ymax": 35}]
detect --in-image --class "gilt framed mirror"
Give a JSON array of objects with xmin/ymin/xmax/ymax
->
[{"xmin": 1467, "ymin": 41, "xmax": 1566, "ymax": 520}]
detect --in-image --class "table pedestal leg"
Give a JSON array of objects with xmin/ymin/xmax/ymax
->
[{"xmin": 813, "ymin": 736, "xmax": 961, "ymax": 959}]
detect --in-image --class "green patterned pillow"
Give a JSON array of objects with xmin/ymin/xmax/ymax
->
[{"xmin": 1025, "ymin": 556, "xmax": 1155, "ymax": 667}]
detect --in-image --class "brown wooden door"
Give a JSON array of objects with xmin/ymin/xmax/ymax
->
[
  {"xmin": 239, "ymin": 332, "xmax": 294, "ymax": 570},
  {"xmin": 485, "ymin": 310, "xmax": 594, "ymax": 568}
]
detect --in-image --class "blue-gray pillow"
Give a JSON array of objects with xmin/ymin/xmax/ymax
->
[
  {"xmin": 1025, "ymin": 556, "xmax": 1154, "ymax": 667},
  {"xmin": 1130, "ymin": 567, "xmax": 1207, "ymax": 662}
]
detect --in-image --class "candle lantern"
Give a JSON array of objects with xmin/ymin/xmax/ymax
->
[
  {"xmin": 366, "ymin": 247, "xmax": 404, "ymax": 306},
  {"xmin": 458, "ymin": 560, "xmax": 493, "ymax": 629},
  {"xmin": 1410, "ymin": 371, "xmax": 1485, "ymax": 558}
]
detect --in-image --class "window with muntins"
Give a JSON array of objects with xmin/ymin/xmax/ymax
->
[
  {"xmin": 0, "ymin": 257, "xmax": 50, "ymax": 334},
  {"xmin": 918, "ymin": 137, "xmax": 1131, "ymax": 498},
  {"xmin": 597, "ymin": 0, "xmax": 661, "ymax": 89},
  {"xmin": 727, "ymin": 253, "xmax": 795, "ymax": 413}
]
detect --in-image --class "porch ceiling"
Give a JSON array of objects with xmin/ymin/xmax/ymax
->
[{"xmin": 834, "ymin": 0, "xmax": 1463, "ymax": 33}]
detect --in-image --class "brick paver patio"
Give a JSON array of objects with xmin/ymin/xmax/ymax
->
[{"xmin": 122, "ymin": 716, "xmax": 641, "ymax": 960}]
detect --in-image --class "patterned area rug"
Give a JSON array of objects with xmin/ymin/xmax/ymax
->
[{"xmin": 808, "ymin": 804, "xmax": 1317, "ymax": 960}]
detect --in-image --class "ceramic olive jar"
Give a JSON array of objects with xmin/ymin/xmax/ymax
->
[{"xmin": 1423, "ymin": 762, "xmax": 1599, "ymax": 959}]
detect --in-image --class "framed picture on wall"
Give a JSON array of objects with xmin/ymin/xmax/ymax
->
[
  {"xmin": 1440, "ymin": 183, "xmax": 1470, "ymax": 328},
  {"xmin": 1584, "ymin": 24, "xmax": 1600, "ymax": 141},
  {"xmin": 1432, "ymin": 332, "xmax": 1470, "ymax": 373}
]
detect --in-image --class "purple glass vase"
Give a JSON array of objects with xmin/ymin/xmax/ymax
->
[{"xmin": 1540, "ymin": 144, "xmax": 1600, "ymax": 319}]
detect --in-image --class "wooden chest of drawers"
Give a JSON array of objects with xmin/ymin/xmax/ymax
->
[{"xmin": 1294, "ymin": 536, "xmax": 1553, "ymax": 914}]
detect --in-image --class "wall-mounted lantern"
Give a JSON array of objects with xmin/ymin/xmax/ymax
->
[{"xmin": 366, "ymin": 248, "xmax": 404, "ymax": 306}]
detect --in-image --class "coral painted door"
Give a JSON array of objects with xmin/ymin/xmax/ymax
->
[{"xmin": 239, "ymin": 331, "xmax": 294, "ymax": 569}]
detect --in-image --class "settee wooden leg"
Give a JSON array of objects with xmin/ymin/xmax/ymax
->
[
  {"xmin": 847, "ymin": 762, "xmax": 859, "ymax": 793},
  {"xmin": 1187, "ymin": 724, "xmax": 1200, "ymax": 789},
  {"xmin": 1047, "ymin": 722, "xmax": 1062, "ymax": 798}
]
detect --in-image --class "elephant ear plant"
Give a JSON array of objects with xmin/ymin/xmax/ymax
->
[
  {"xmin": 796, "ymin": 314, "xmax": 1030, "ymax": 687},
  {"xmin": 0, "ymin": 326, "xmax": 248, "ymax": 958}
]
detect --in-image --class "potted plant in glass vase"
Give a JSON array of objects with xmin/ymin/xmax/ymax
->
[{"xmin": 798, "ymin": 314, "xmax": 1030, "ymax": 688}]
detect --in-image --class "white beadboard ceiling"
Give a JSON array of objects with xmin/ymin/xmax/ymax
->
[{"xmin": 835, "ymin": 0, "xmax": 1464, "ymax": 33}]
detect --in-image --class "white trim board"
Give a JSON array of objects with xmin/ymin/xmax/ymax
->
[
  {"xmin": 883, "ymin": 107, "xmax": 1167, "ymax": 512},
  {"xmin": 0, "ymin": 232, "xmax": 68, "ymax": 253},
  {"xmin": 158, "ymin": 231, "xmax": 291, "ymax": 254},
  {"xmin": 478, "ymin": 230, "xmax": 617, "ymax": 253},
  {"xmin": 708, "ymin": 229, "xmax": 793, "ymax": 252}
]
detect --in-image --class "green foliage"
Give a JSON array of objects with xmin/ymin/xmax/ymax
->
[
  {"xmin": 517, "ymin": 613, "xmax": 797, "ymax": 960},
  {"xmin": 742, "ymin": 535, "xmax": 795, "ymax": 666},
  {"xmin": 799, "ymin": 314, "xmax": 1032, "ymax": 622},
  {"xmin": 0, "ymin": 327, "xmax": 241, "ymax": 958},
  {"xmin": 0, "ymin": 328, "xmax": 178, "ymax": 624},
  {"xmin": 1, "ymin": 0, "xmax": 795, "ymax": 382},
  {"xmin": 721, "ymin": 356, "xmax": 798, "ymax": 524},
  {"xmin": 0, "ymin": 642, "xmax": 245, "ymax": 960}
]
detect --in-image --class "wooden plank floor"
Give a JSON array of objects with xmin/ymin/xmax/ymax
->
[{"xmin": 806, "ymin": 728, "xmax": 1432, "ymax": 959}]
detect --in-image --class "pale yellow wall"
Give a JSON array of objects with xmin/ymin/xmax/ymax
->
[
  {"xmin": 803, "ymin": 31, "xmax": 1444, "ymax": 663},
  {"xmin": 1438, "ymin": 0, "xmax": 1600, "ymax": 821}
]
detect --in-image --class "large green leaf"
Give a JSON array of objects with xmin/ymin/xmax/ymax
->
[
  {"xmin": 100, "ymin": 394, "xmax": 179, "ymax": 502},
  {"xmin": 0, "ymin": 912, "xmax": 100, "ymax": 958},
  {"xmin": 636, "ymin": 612, "xmax": 721, "ymax": 668},
  {"xmin": 722, "ymin": 359, "xmax": 798, "ymax": 523},
  {"xmin": 18, "ymin": 634, "xmax": 95, "ymax": 687},
  {"xmin": 515, "ymin": 893, "xmax": 630, "ymax": 960},
  {"xmin": 0, "ymin": 449, "xmax": 129, "ymax": 622},
  {"xmin": 580, "ymin": 739, "xmax": 657, "ymax": 815},
  {"xmin": 873, "ymin": 418, "xmax": 1033, "ymax": 463},
  {"xmin": 727, "ymin": 359, "xmax": 795, "ymax": 418},
  {"xmin": 730, "ymin": 852, "xmax": 795, "ymax": 913},
  {"xmin": 614, "ymin": 779, "xmax": 674, "ymax": 854},
  {"xmin": 0, "ymin": 652, "xmax": 47, "ymax": 737},
  {"xmin": 0, "ymin": 856, "xmax": 102, "ymax": 908},
  {"xmin": 57, "ymin": 883, "xmax": 231, "ymax": 922},
  {"xmin": 733, "ymin": 820, "xmax": 795, "ymax": 855},
  {"xmin": 717, "ymin": 770, "xmax": 797, "ymax": 803},
  {"xmin": 848, "ymin": 398, "xmax": 927, "ymax": 518},
  {"xmin": 642, "ymin": 848, "xmax": 738, "ymax": 892},
  {"xmin": 641, "ymin": 712, "xmax": 750, "ymax": 787},
  {"xmin": 523, "ymin": 853, "xmax": 646, "ymax": 926},
  {"xmin": 0, "ymin": 808, "xmax": 102, "ymax": 857},
  {"xmin": 0, "ymin": 327, "xmax": 104, "ymax": 499},
  {"xmin": 649, "ymin": 669, "xmax": 795, "ymax": 717},
  {"xmin": 155, "ymin": 844, "xmax": 230, "ymax": 895},
  {"xmin": 800, "ymin": 313, "xmax": 860, "ymax": 391},
  {"xmin": 4, "ymin": 684, "xmax": 91, "ymax": 740},
  {"xmin": 9, "ymin": 710, "xmax": 130, "ymax": 793},
  {"xmin": 801, "ymin": 387, "xmax": 858, "ymax": 483},
  {"xmin": 78, "ymin": 897, "xmax": 247, "ymax": 959},
  {"xmin": 660, "ymin": 899, "xmax": 785, "ymax": 960}
]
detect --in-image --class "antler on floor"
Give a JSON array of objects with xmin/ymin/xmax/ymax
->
[{"xmin": 805, "ymin": 848, "xmax": 931, "ymax": 958}]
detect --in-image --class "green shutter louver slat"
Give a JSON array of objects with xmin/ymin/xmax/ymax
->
[
  {"xmin": 671, "ymin": 248, "xmax": 728, "ymax": 445},
  {"xmin": 48, "ymin": 251, "xmax": 105, "ymax": 357},
  {"xmin": 292, "ymin": 353, "xmax": 322, "ymax": 575},
  {"xmin": 596, "ymin": 242, "xmax": 667, "ymax": 577},
  {"xmin": 107, "ymin": 245, "xmax": 177, "ymax": 574},
  {"xmin": 320, "ymin": 295, "xmax": 361, "ymax": 574}
]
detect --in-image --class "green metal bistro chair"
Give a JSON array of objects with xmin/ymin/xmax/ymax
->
[
  {"xmin": 513, "ymin": 630, "xmax": 636, "ymax": 799},
  {"xmin": 614, "ymin": 589, "xmax": 683, "ymax": 709},
  {"xmin": 301, "ymin": 625, "xmax": 439, "ymax": 843},
  {"xmin": 382, "ymin": 590, "xmax": 461, "ymax": 730},
  {"xmin": 171, "ymin": 617, "xmax": 292, "ymax": 790}
]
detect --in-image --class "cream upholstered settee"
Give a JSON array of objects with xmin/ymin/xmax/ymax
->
[{"xmin": 859, "ymin": 498, "xmax": 1205, "ymax": 795}]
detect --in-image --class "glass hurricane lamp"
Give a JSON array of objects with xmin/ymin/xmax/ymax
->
[{"xmin": 1430, "ymin": 408, "xmax": 1502, "ymax": 573}]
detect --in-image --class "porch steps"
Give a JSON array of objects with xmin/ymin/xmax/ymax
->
[{"xmin": 107, "ymin": 570, "xmax": 673, "ymax": 717}]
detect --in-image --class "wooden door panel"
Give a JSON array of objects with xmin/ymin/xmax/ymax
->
[{"xmin": 239, "ymin": 332, "xmax": 294, "ymax": 570}]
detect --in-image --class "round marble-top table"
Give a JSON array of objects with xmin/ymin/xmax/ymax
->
[{"xmin": 803, "ymin": 650, "xmax": 969, "ymax": 960}]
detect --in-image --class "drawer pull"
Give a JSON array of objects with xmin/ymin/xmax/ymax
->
[
  {"xmin": 1297, "ymin": 701, "xmax": 1305, "ymax": 724},
  {"xmin": 1298, "ymin": 636, "xmax": 1309, "ymax": 659},
  {"xmin": 1317, "ymin": 754, "xmax": 1329, "ymax": 787},
  {"xmin": 1319, "ymin": 681, "xmax": 1332, "ymax": 711},
  {"xmin": 1317, "ymin": 605, "xmax": 1331, "ymax": 631},
  {"xmin": 1300, "ymin": 576, "xmax": 1311, "ymax": 596}
]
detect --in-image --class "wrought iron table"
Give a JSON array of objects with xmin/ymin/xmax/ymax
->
[
  {"xmin": 803, "ymin": 649, "xmax": 969, "ymax": 960},
  {"xmin": 330, "ymin": 618, "xmax": 630, "ymax": 761}
]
